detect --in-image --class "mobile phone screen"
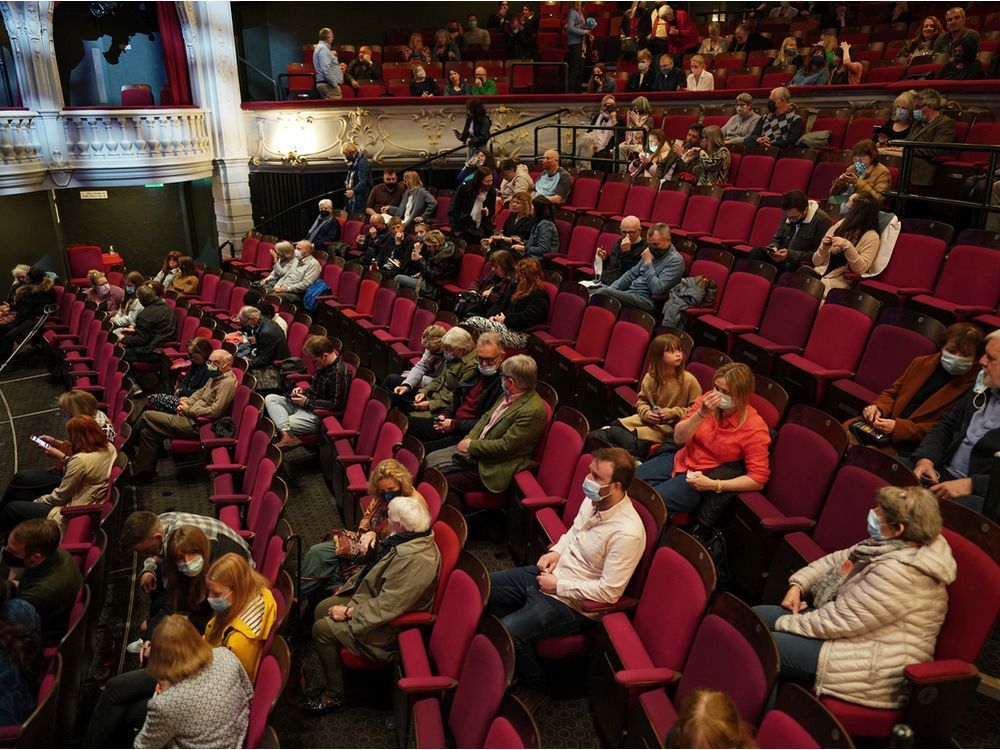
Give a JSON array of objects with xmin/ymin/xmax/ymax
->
[{"xmin": 30, "ymin": 435, "xmax": 49, "ymax": 449}]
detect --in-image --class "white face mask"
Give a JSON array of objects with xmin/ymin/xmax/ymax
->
[
  {"xmin": 717, "ymin": 390, "xmax": 734, "ymax": 410},
  {"xmin": 294, "ymin": 249, "xmax": 303, "ymax": 259},
  {"xmin": 177, "ymin": 555, "xmax": 204, "ymax": 577}
]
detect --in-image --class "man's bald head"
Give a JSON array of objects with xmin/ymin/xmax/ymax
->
[
  {"xmin": 542, "ymin": 149, "xmax": 560, "ymax": 174},
  {"xmin": 620, "ymin": 216, "xmax": 642, "ymax": 234}
]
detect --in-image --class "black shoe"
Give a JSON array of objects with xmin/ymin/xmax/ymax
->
[
  {"xmin": 302, "ymin": 694, "xmax": 347, "ymax": 715},
  {"xmin": 131, "ymin": 470, "xmax": 158, "ymax": 483}
]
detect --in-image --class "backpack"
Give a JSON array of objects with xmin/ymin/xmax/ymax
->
[{"xmin": 302, "ymin": 278, "xmax": 330, "ymax": 311}]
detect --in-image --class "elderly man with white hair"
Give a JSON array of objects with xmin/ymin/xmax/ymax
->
[
  {"xmin": 743, "ymin": 86, "xmax": 803, "ymax": 150},
  {"xmin": 306, "ymin": 495, "xmax": 440, "ymax": 715},
  {"xmin": 235, "ymin": 305, "xmax": 289, "ymax": 371},
  {"xmin": 306, "ymin": 198, "xmax": 341, "ymax": 249}
]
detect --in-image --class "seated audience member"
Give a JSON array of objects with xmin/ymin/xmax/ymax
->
[
  {"xmin": 306, "ymin": 200, "xmax": 341, "ymax": 249},
  {"xmin": 898, "ymin": 15, "xmax": 943, "ymax": 60},
  {"xmin": 576, "ymin": 96, "xmax": 619, "ymax": 171},
  {"xmin": 366, "ymin": 170, "xmax": 403, "ymax": 218},
  {"xmin": 385, "ymin": 324, "xmax": 447, "ymax": 399},
  {"xmin": 628, "ymin": 50, "xmax": 656, "ymax": 92},
  {"xmin": 754, "ymin": 486, "xmax": 955, "ymax": 707},
  {"xmin": 911, "ymin": 331, "xmax": 1000, "ymax": 518},
  {"xmin": 831, "ymin": 140, "xmax": 892, "ymax": 205},
  {"xmin": 933, "ymin": 7, "xmax": 980, "ymax": 58},
  {"xmin": 425, "ymin": 354, "xmax": 547, "ymax": 508},
  {"xmin": 464, "ymin": 14, "xmax": 492, "ymax": 48},
  {"xmin": 507, "ymin": 14, "xmax": 536, "ymax": 59},
  {"xmin": 487, "ymin": 447, "xmax": 644, "ymax": 709},
  {"xmin": 829, "ymin": 41, "xmax": 863, "ymax": 85},
  {"xmin": 721, "ymin": 92, "xmax": 761, "ymax": 146},
  {"xmin": 170, "ymin": 256, "xmax": 200, "ymax": 296},
  {"xmin": 698, "ymin": 22, "xmax": 728, "ymax": 55},
  {"xmin": 812, "ymin": 194, "xmax": 881, "ymax": 297},
  {"xmin": 407, "ymin": 327, "xmax": 477, "ymax": 423},
  {"xmin": 790, "ymin": 45, "xmax": 831, "ymax": 86},
  {"xmin": 2, "ymin": 518, "xmax": 82, "ymax": 643},
  {"xmin": 469, "ymin": 66, "xmax": 498, "ymax": 96},
  {"xmin": 2, "ymin": 390, "xmax": 114, "ymax": 504},
  {"xmin": 409, "ymin": 65, "xmax": 441, "ymax": 97},
  {"xmin": 134, "ymin": 616, "xmax": 254, "ymax": 749},
  {"xmin": 654, "ymin": 124, "xmax": 702, "ymax": 182},
  {"xmin": 514, "ymin": 196, "xmax": 559, "ymax": 260},
  {"xmin": 0, "ymin": 587, "xmax": 42, "ymax": 726},
  {"xmin": 0, "ymin": 268, "xmax": 56, "ymax": 365},
  {"xmin": 449, "ymin": 166, "xmax": 497, "ymax": 246},
  {"xmin": 937, "ymin": 37, "xmax": 984, "ymax": 80},
  {"xmin": 463, "ymin": 258, "xmax": 549, "ymax": 349},
  {"xmin": 152, "ymin": 250, "xmax": 181, "ymax": 288},
  {"xmin": 235, "ymin": 304, "xmax": 290, "ymax": 373},
  {"xmin": 0, "ymin": 415, "xmax": 116, "ymax": 531},
  {"xmin": 455, "ymin": 98, "xmax": 492, "ymax": 159},
  {"xmin": 273, "ymin": 239, "xmax": 322, "ymax": 303},
  {"xmin": 262, "ymin": 240, "xmax": 296, "ymax": 290},
  {"xmin": 654, "ymin": 53, "xmax": 685, "ymax": 91},
  {"xmin": 751, "ymin": 189, "xmax": 832, "ymax": 273},
  {"xmin": 301, "ymin": 460, "xmax": 425, "ymax": 605},
  {"xmin": 636, "ymin": 362, "xmax": 771, "ymax": 515},
  {"xmin": 202, "ymin": 553, "xmax": 277, "ymax": 681},
  {"xmin": 595, "ymin": 216, "xmax": 647, "ymax": 285},
  {"xmin": 344, "ymin": 46, "xmax": 381, "ymax": 89},
  {"xmin": 592, "ymin": 223, "xmax": 685, "ymax": 313},
  {"xmin": 364, "ymin": 217, "xmax": 413, "ymax": 276},
  {"xmin": 591, "ymin": 333, "xmax": 701, "ymax": 458},
  {"xmin": 617, "ymin": 97, "xmax": 654, "ymax": 167},
  {"xmin": 85, "ymin": 269, "xmax": 124, "ymax": 316},
  {"xmin": 109, "ymin": 271, "xmax": 146, "ymax": 336},
  {"xmin": 768, "ymin": 36, "xmax": 801, "ymax": 70},
  {"xmin": 432, "ymin": 28, "xmax": 460, "ymax": 62},
  {"xmin": 385, "ymin": 170, "xmax": 437, "ymax": 228},
  {"xmin": 744, "ymin": 86, "xmax": 803, "ymax": 149},
  {"xmin": 534, "ymin": 150, "xmax": 573, "ymax": 204},
  {"xmin": 686, "ymin": 54, "xmax": 715, "ymax": 90},
  {"xmin": 846, "ymin": 323, "xmax": 983, "ymax": 455},
  {"xmin": 457, "ymin": 251, "xmax": 518, "ymax": 319},
  {"xmin": 875, "ymin": 90, "xmax": 917, "ymax": 149},
  {"xmin": 498, "ymin": 160, "xmax": 535, "ymax": 206},
  {"xmin": 485, "ymin": 193, "xmax": 535, "ymax": 252},
  {"xmin": 681, "ymin": 125, "xmax": 730, "ymax": 186},
  {"xmin": 263, "ymin": 335, "xmax": 350, "ymax": 450},
  {"xmin": 669, "ymin": 689, "xmax": 756, "ymax": 749},
  {"xmin": 356, "ymin": 213, "xmax": 389, "ymax": 260},
  {"xmin": 307, "ymin": 495, "xmax": 440, "ymax": 715},
  {"xmin": 908, "ymin": 89, "xmax": 956, "ymax": 188},
  {"xmin": 393, "ymin": 229, "xmax": 459, "ymax": 298},
  {"xmin": 132, "ymin": 350, "xmax": 236, "ymax": 479},
  {"xmin": 628, "ymin": 128, "xmax": 671, "ymax": 180},
  {"xmin": 729, "ymin": 23, "xmax": 772, "ymax": 59},
  {"xmin": 444, "ymin": 69, "xmax": 469, "ymax": 96},
  {"xmin": 121, "ymin": 283, "xmax": 175, "ymax": 364},
  {"xmin": 146, "ymin": 337, "xmax": 213, "ymax": 415},
  {"xmin": 0, "ymin": 264, "xmax": 31, "ymax": 320},
  {"xmin": 405, "ymin": 32, "xmax": 431, "ymax": 64},
  {"xmin": 587, "ymin": 62, "xmax": 617, "ymax": 94}
]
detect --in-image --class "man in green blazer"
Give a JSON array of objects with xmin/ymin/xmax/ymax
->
[{"xmin": 425, "ymin": 354, "xmax": 548, "ymax": 508}]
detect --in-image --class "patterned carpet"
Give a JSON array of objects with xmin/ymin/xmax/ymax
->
[{"xmin": 1, "ymin": 354, "xmax": 998, "ymax": 747}]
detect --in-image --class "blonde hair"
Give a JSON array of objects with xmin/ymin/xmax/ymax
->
[
  {"xmin": 877, "ymin": 486, "xmax": 942, "ymax": 544},
  {"xmin": 367, "ymin": 458, "xmax": 416, "ymax": 499},
  {"xmin": 630, "ymin": 96, "xmax": 652, "ymax": 116},
  {"xmin": 342, "ymin": 142, "xmax": 359, "ymax": 157},
  {"xmin": 403, "ymin": 170, "xmax": 423, "ymax": 189},
  {"xmin": 735, "ymin": 92, "xmax": 753, "ymax": 106},
  {"xmin": 702, "ymin": 125, "xmax": 725, "ymax": 153},
  {"xmin": 707, "ymin": 21, "xmax": 721, "ymax": 37},
  {"xmin": 689, "ymin": 54, "xmax": 707, "ymax": 69},
  {"xmin": 57, "ymin": 390, "xmax": 99, "ymax": 418},
  {"xmin": 713, "ymin": 362, "xmax": 754, "ymax": 414},
  {"xmin": 204, "ymin": 554, "xmax": 269, "ymax": 641},
  {"xmin": 274, "ymin": 240, "xmax": 294, "ymax": 260},
  {"xmin": 638, "ymin": 49, "xmax": 652, "ymax": 63},
  {"xmin": 777, "ymin": 37, "xmax": 798, "ymax": 65},
  {"xmin": 11, "ymin": 264, "xmax": 30, "ymax": 280},
  {"xmin": 147, "ymin": 615, "xmax": 213, "ymax": 684},
  {"xmin": 893, "ymin": 90, "xmax": 918, "ymax": 117},
  {"xmin": 820, "ymin": 31, "xmax": 838, "ymax": 52},
  {"xmin": 672, "ymin": 688, "xmax": 756, "ymax": 748}
]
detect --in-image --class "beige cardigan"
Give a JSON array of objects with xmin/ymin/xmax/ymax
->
[
  {"xmin": 39, "ymin": 442, "xmax": 118, "ymax": 527},
  {"xmin": 618, "ymin": 370, "xmax": 702, "ymax": 442},
  {"xmin": 776, "ymin": 535, "xmax": 956, "ymax": 708},
  {"xmin": 812, "ymin": 225, "xmax": 880, "ymax": 296},
  {"xmin": 830, "ymin": 163, "xmax": 892, "ymax": 204}
]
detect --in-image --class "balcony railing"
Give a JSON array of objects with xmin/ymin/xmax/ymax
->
[
  {"xmin": 61, "ymin": 108, "xmax": 211, "ymax": 161},
  {"xmin": 0, "ymin": 112, "xmax": 43, "ymax": 166}
]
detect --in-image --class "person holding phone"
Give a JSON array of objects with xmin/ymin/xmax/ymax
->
[{"xmin": 750, "ymin": 189, "xmax": 832, "ymax": 273}]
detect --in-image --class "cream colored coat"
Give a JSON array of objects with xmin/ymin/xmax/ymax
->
[
  {"xmin": 812, "ymin": 225, "xmax": 880, "ymax": 297},
  {"xmin": 776, "ymin": 535, "xmax": 956, "ymax": 708}
]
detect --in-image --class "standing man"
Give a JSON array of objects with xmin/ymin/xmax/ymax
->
[
  {"xmin": 342, "ymin": 142, "xmax": 372, "ymax": 215},
  {"xmin": 313, "ymin": 28, "xmax": 344, "ymax": 99},
  {"xmin": 307, "ymin": 199, "xmax": 341, "ymax": 249},
  {"xmin": 274, "ymin": 240, "xmax": 322, "ymax": 304},
  {"xmin": 365, "ymin": 170, "xmax": 403, "ymax": 218}
]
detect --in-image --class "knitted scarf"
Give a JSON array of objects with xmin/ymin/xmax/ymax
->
[{"xmin": 811, "ymin": 537, "xmax": 911, "ymax": 608}]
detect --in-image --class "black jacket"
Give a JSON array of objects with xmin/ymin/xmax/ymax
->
[
  {"xmin": 913, "ymin": 389, "xmax": 1000, "ymax": 499},
  {"xmin": 654, "ymin": 67, "xmax": 685, "ymax": 92},
  {"xmin": 627, "ymin": 70, "xmax": 656, "ymax": 92},
  {"xmin": 488, "ymin": 287, "xmax": 549, "ymax": 331},
  {"xmin": 447, "ymin": 371, "xmax": 504, "ymax": 434},
  {"xmin": 601, "ymin": 237, "xmax": 647, "ymax": 285},
  {"xmin": 449, "ymin": 181, "xmax": 498, "ymax": 240},
  {"xmin": 177, "ymin": 362, "xmax": 210, "ymax": 397},
  {"xmin": 247, "ymin": 318, "xmax": 290, "ymax": 369},
  {"xmin": 307, "ymin": 214, "xmax": 341, "ymax": 248},
  {"xmin": 11, "ymin": 286, "xmax": 56, "ymax": 325},
  {"xmin": 768, "ymin": 205, "xmax": 832, "ymax": 265},
  {"xmin": 502, "ymin": 213, "xmax": 535, "ymax": 242},
  {"xmin": 459, "ymin": 113, "xmax": 492, "ymax": 148},
  {"xmin": 123, "ymin": 299, "xmax": 175, "ymax": 354}
]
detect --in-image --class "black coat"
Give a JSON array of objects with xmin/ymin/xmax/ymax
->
[
  {"xmin": 123, "ymin": 299, "xmax": 175, "ymax": 354},
  {"xmin": 247, "ymin": 318, "xmax": 290, "ymax": 368},
  {"xmin": 488, "ymin": 287, "xmax": 549, "ymax": 331},
  {"xmin": 459, "ymin": 114, "xmax": 492, "ymax": 148},
  {"xmin": 449, "ymin": 181, "xmax": 498, "ymax": 241},
  {"xmin": 308, "ymin": 214, "xmax": 342, "ymax": 248},
  {"xmin": 627, "ymin": 70, "xmax": 656, "ymax": 92},
  {"xmin": 11, "ymin": 286, "xmax": 56, "ymax": 325}
]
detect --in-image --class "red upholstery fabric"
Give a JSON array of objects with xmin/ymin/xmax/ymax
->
[
  {"xmin": 810, "ymin": 464, "xmax": 887, "ymax": 553},
  {"xmin": 245, "ymin": 655, "xmax": 281, "ymax": 748},
  {"xmin": 673, "ymin": 195, "xmax": 721, "ymax": 237},
  {"xmin": 757, "ymin": 709, "xmax": 821, "ymax": 749},
  {"xmin": 648, "ymin": 189, "xmax": 688, "ymax": 227},
  {"xmin": 484, "ymin": 717, "xmax": 525, "ymax": 749},
  {"xmin": 448, "ymin": 634, "xmax": 508, "ymax": 748},
  {"xmin": 413, "ymin": 697, "xmax": 448, "ymax": 748},
  {"xmin": 818, "ymin": 697, "xmax": 900, "ymax": 738},
  {"xmin": 735, "ymin": 155, "xmax": 776, "ymax": 190}
]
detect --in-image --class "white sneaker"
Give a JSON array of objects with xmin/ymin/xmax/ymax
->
[{"xmin": 126, "ymin": 638, "xmax": 145, "ymax": 654}]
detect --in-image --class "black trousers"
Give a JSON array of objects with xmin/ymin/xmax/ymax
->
[{"xmin": 82, "ymin": 668, "xmax": 155, "ymax": 748}]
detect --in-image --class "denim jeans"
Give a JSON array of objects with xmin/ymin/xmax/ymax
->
[
  {"xmin": 487, "ymin": 566, "xmax": 588, "ymax": 689},
  {"xmin": 753, "ymin": 605, "xmax": 823, "ymax": 682},
  {"xmin": 635, "ymin": 451, "xmax": 703, "ymax": 514},
  {"xmin": 591, "ymin": 286, "xmax": 655, "ymax": 313}
]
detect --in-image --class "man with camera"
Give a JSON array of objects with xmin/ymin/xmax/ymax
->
[{"xmin": 576, "ymin": 95, "xmax": 620, "ymax": 171}]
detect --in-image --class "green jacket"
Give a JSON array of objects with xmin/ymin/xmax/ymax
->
[
  {"xmin": 415, "ymin": 351, "xmax": 477, "ymax": 414},
  {"xmin": 330, "ymin": 532, "xmax": 441, "ymax": 661},
  {"xmin": 468, "ymin": 389, "xmax": 547, "ymax": 493},
  {"xmin": 8, "ymin": 549, "xmax": 83, "ymax": 643}
]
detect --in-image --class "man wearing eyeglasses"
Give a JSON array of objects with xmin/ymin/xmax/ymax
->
[
  {"xmin": 721, "ymin": 93, "xmax": 762, "ymax": 147},
  {"xmin": 594, "ymin": 215, "xmax": 647, "ymax": 286}
]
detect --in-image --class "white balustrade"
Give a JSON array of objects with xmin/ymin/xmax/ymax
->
[
  {"xmin": 0, "ymin": 113, "xmax": 43, "ymax": 165},
  {"xmin": 61, "ymin": 108, "xmax": 212, "ymax": 162}
]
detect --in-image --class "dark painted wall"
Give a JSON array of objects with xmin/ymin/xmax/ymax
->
[{"xmin": 0, "ymin": 192, "xmax": 63, "ymax": 276}]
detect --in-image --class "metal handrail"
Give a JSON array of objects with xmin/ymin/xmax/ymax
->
[
  {"xmin": 255, "ymin": 107, "xmax": 571, "ymax": 231},
  {"xmin": 237, "ymin": 55, "xmax": 280, "ymax": 101},
  {"xmin": 536, "ymin": 123, "xmax": 649, "ymax": 173}
]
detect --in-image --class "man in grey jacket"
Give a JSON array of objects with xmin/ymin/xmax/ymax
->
[
  {"xmin": 274, "ymin": 240, "xmax": 322, "ymax": 303},
  {"xmin": 592, "ymin": 223, "xmax": 684, "ymax": 312}
]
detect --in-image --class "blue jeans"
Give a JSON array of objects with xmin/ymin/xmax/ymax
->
[
  {"xmin": 591, "ymin": 286, "xmax": 654, "ymax": 313},
  {"xmin": 487, "ymin": 566, "xmax": 588, "ymax": 689},
  {"xmin": 753, "ymin": 605, "xmax": 822, "ymax": 682},
  {"xmin": 635, "ymin": 451, "xmax": 702, "ymax": 514},
  {"xmin": 394, "ymin": 274, "xmax": 419, "ymax": 289}
]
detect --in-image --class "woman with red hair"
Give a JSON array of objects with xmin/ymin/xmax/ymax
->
[{"xmin": 461, "ymin": 257, "xmax": 550, "ymax": 348}]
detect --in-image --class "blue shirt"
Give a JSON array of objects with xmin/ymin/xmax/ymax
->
[
  {"xmin": 947, "ymin": 389, "xmax": 1000, "ymax": 478},
  {"xmin": 534, "ymin": 168, "xmax": 571, "ymax": 201},
  {"xmin": 312, "ymin": 41, "xmax": 343, "ymax": 86},
  {"xmin": 610, "ymin": 245, "xmax": 685, "ymax": 301},
  {"xmin": 567, "ymin": 8, "xmax": 589, "ymax": 46}
]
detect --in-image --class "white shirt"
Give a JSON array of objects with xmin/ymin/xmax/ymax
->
[
  {"xmin": 686, "ymin": 71, "xmax": 715, "ymax": 91},
  {"xmin": 549, "ymin": 494, "xmax": 646, "ymax": 616}
]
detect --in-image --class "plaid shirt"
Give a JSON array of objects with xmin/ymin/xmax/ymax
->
[
  {"xmin": 306, "ymin": 356, "xmax": 351, "ymax": 413},
  {"xmin": 143, "ymin": 512, "xmax": 250, "ymax": 574}
]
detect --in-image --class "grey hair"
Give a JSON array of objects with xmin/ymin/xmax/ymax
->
[
  {"xmin": 986, "ymin": 329, "xmax": 1000, "ymax": 343},
  {"xmin": 772, "ymin": 86, "xmax": 791, "ymax": 103},
  {"xmin": 318, "ymin": 199, "xmax": 333, "ymax": 210},
  {"xmin": 500, "ymin": 354, "xmax": 537, "ymax": 390},
  {"xmin": 915, "ymin": 88, "xmax": 942, "ymax": 110},
  {"xmin": 442, "ymin": 327, "xmax": 475, "ymax": 352},
  {"xmin": 647, "ymin": 222, "xmax": 672, "ymax": 241},
  {"xmin": 11, "ymin": 264, "xmax": 30, "ymax": 279},
  {"xmin": 389, "ymin": 495, "xmax": 431, "ymax": 533},
  {"xmin": 477, "ymin": 331, "xmax": 504, "ymax": 350},
  {"xmin": 238, "ymin": 305, "xmax": 261, "ymax": 323}
]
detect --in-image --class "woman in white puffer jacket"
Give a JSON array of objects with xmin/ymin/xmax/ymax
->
[{"xmin": 755, "ymin": 485, "xmax": 956, "ymax": 709}]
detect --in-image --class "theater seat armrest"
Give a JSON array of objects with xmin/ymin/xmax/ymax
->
[
  {"xmin": 760, "ymin": 516, "xmax": 816, "ymax": 532},
  {"xmin": 312, "ymin": 409, "xmax": 336, "ymax": 418},
  {"xmin": 519, "ymin": 496, "xmax": 566, "ymax": 510},
  {"xmin": 566, "ymin": 355, "xmax": 603, "ymax": 366},
  {"xmin": 205, "ymin": 463, "xmax": 245, "ymax": 474},
  {"xmin": 596, "ymin": 375, "xmax": 636, "ymax": 387},
  {"xmin": 59, "ymin": 503, "xmax": 103, "ymax": 518},
  {"xmin": 391, "ymin": 612, "xmax": 437, "ymax": 628},
  {"xmin": 60, "ymin": 344, "xmax": 88, "ymax": 352},
  {"xmin": 68, "ymin": 370, "xmax": 99, "ymax": 379},
  {"xmin": 201, "ymin": 438, "xmax": 237, "ymax": 449},
  {"xmin": 209, "ymin": 494, "xmax": 251, "ymax": 505},
  {"xmin": 904, "ymin": 659, "xmax": 977, "ymax": 684},
  {"xmin": 580, "ymin": 596, "xmax": 638, "ymax": 615},
  {"xmin": 337, "ymin": 454, "xmax": 372, "ymax": 466},
  {"xmin": 396, "ymin": 676, "xmax": 459, "ymax": 694},
  {"xmin": 614, "ymin": 668, "xmax": 681, "ymax": 689},
  {"xmin": 325, "ymin": 428, "xmax": 360, "ymax": 439}
]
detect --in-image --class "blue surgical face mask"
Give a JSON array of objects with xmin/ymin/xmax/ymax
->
[
  {"xmin": 581, "ymin": 476, "xmax": 608, "ymax": 503},
  {"xmin": 973, "ymin": 369, "xmax": 987, "ymax": 395},
  {"xmin": 940, "ymin": 350, "xmax": 973, "ymax": 376},
  {"xmin": 207, "ymin": 595, "xmax": 230, "ymax": 612},
  {"xmin": 913, "ymin": 109, "xmax": 927, "ymax": 123},
  {"xmin": 895, "ymin": 108, "xmax": 911, "ymax": 123},
  {"xmin": 867, "ymin": 508, "xmax": 889, "ymax": 541},
  {"xmin": 125, "ymin": 285, "xmax": 135, "ymax": 295},
  {"xmin": 501, "ymin": 377, "xmax": 511, "ymax": 396}
]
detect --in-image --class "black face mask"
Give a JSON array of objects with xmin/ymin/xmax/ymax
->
[
  {"xmin": 811, "ymin": 54, "xmax": 825, "ymax": 66},
  {"xmin": 3, "ymin": 548, "xmax": 26, "ymax": 568},
  {"xmin": 319, "ymin": 209, "xmax": 331, "ymax": 217},
  {"xmin": 767, "ymin": 100, "xmax": 778, "ymax": 114}
]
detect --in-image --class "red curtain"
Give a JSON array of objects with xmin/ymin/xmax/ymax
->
[{"xmin": 156, "ymin": 1, "xmax": 192, "ymax": 105}]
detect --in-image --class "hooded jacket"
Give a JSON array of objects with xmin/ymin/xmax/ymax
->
[{"xmin": 776, "ymin": 534, "xmax": 956, "ymax": 708}]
